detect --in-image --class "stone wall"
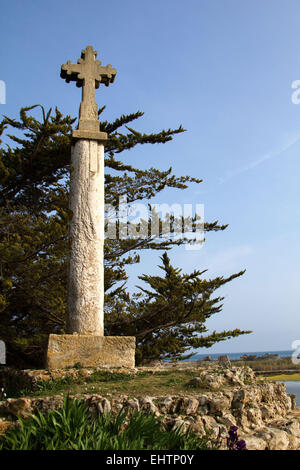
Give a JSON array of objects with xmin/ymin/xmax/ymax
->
[{"xmin": 0, "ymin": 365, "xmax": 299, "ymax": 450}]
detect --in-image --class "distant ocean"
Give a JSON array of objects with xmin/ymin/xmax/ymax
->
[
  {"xmin": 188, "ymin": 350, "xmax": 293, "ymax": 361},
  {"xmin": 188, "ymin": 349, "xmax": 300, "ymax": 405}
]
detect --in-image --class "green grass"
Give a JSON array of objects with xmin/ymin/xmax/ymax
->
[
  {"xmin": 0, "ymin": 397, "xmax": 212, "ymax": 450},
  {"xmin": 263, "ymin": 373, "xmax": 300, "ymax": 381},
  {"xmin": 6, "ymin": 369, "xmax": 214, "ymax": 400},
  {"xmin": 234, "ymin": 357, "xmax": 300, "ymax": 372}
]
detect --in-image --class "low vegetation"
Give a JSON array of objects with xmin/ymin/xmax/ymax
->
[
  {"xmin": 5, "ymin": 369, "xmax": 220, "ymax": 400},
  {"xmin": 0, "ymin": 398, "xmax": 211, "ymax": 450},
  {"xmin": 263, "ymin": 373, "xmax": 300, "ymax": 382},
  {"xmin": 5, "ymin": 361, "xmax": 297, "ymax": 402},
  {"xmin": 233, "ymin": 357, "xmax": 300, "ymax": 373}
]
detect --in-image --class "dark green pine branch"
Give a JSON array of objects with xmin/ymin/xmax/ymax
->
[{"xmin": 0, "ymin": 105, "xmax": 249, "ymax": 367}]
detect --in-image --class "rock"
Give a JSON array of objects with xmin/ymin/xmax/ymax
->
[
  {"xmin": 159, "ymin": 395, "xmax": 182, "ymax": 415},
  {"xmin": 209, "ymin": 395, "xmax": 231, "ymax": 415},
  {"xmin": 46, "ymin": 334, "xmax": 136, "ymax": 369},
  {"xmin": 170, "ymin": 417, "xmax": 189, "ymax": 433},
  {"xmin": 140, "ymin": 397, "xmax": 159, "ymax": 416},
  {"xmin": 198, "ymin": 405, "xmax": 209, "ymax": 415},
  {"xmin": 205, "ymin": 374, "xmax": 225, "ymax": 390},
  {"xmin": 36, "ymin": 395, "xmax": 64, "ymax": 412},
  {"xmin": 191, "ymin": 416, "xmax": 205, "ymax": 434},
  {"xmin": 287, "ymin": 433, "xmax": 300, "ymax": 450},
  {"xmin": 202, "ymin": 356, "xmax": 213, "ymax": 362},
  {"xmin": 178, "ymin": 397, "xmax": 199, "ymax": 415},
  {"xmin": 217, "ymin": 424, "xmax": 228, "ymax": 438},
  {"xmin": 126, "ymin": 398, "xmax": 140, "ymax": 413},
  {"xmin": 207, "ymin": 425, "xmax": 221, "ymax": 440},
  {"xmin": 198, "ymin": 394, "xmax": 209, "ymax": 406},
  {"xmin": 0, "ymin": 418, "xmax": 14, "ymax": 435},
  {"xmin": 97, "ymin": 398, "xmax": 111, "ymax": 415},
  {"xmin": 216, "ymin": 413, "xmax": 236, "ymax": 428},
  {"xmin": 223, "ymin": 370, "xmax": 234, "ymax": 381},
  {"xmin": 266, "ymin": 428, "xmax": 290, "ymax": 450},
  {"xmin": 29, "ymin": 371, "xmax": 52, "ymax": 383},
  {"xmin": 187, "ymin": 377, "xmax": 204, "ymax": 387},
  {"xmin": 218, "ymin": 355, "xmax": 230, "ymax": 367},
  {"xmin": 240, "ymin": 434, "xmax": 267, "ymax": 450},
  {"xmin": 247, "ymin": 407, "xmax": 263, "ymax": 426},
  {"xmin": 159, "ymin": 395, "xmax": 173, "ymax": 413},
  {"xmin": 261, "ymin": 405, "xmax": 275, "ymax": 420},
  {"xmin": 6, "ymin": 398, "xmax": 33, "ymax": 418},
  {"xmin": 288, "ymin": 393, "xmax": 297, "ymax": 410},
  {"xmin": 232, "ymin": 389, "xmax": 247, "ymax": 410},
  {"xmin": 114, "ymin": 403, "xmax": 123, "ymax": 413},
  {"xmin": 237, "ymin": 413, "xmax": 251, "ymax": 432},
  {"xmin": 202, "ymin": 415, "xmax": 218, "ymax": 431},
  {"xmin": 285, "ymin": 419, "xmax": 300, "ymax": 438},
  {"xmin": 50, "ymin": 370, "xmax": 71, "ymax": 381}
]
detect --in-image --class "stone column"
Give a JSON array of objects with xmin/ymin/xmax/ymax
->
[
  {"xmin": 67, "ymin": 139, "xmax": 104, "ymax": 336},
  {"xmin": 46, "ymin": 45, "xmax": 136, "ymax": 369}
]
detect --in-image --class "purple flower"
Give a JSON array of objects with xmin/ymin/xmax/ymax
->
[{"xmin": 226, "ymin": 426, "xmax": 247, "ymax": 450}]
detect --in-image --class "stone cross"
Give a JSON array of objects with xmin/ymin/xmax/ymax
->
[
  {"xmin": 60, "ymin": 46, "xmax": 117, "ymax": 337},
  {"xmin": 61, "ymin": 45, "xmax": 117, "ymax": 138},
  {"xmin": 46, "ymin": 46, "xmax": 135, "ymax": 369}
]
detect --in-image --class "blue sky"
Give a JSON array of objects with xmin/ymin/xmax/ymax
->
[{"xmin": 1, "ymin": 0, "xmax": 300, "ymax": 354}]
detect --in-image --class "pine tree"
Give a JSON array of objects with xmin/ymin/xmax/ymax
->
[
  {"xmin": 0, "ymin": 105, "xmax": 251, "ymax": 367},
  {"xmin": 131, "ymin": 252, "xmax": 248, "ymax": 363}
]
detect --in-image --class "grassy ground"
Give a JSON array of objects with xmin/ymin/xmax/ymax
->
[
  {"xmin": 233, "ymin": 357, "xmax": 300, "ymax": 372},
  {"xmin": 5, "ymin": 360, "xmax": 300, "ymax": 401},
  {"xmin": 8, "ymin": 369, "xmax": 225, "ymax": 400},
  {"xmin": 263, "ymin": 373, "xmax": 300, "ymax": 381}
]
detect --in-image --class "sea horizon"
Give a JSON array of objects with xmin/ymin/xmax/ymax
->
[{"xmin": 188, "ymin": 349, "xmax": 294, "ymax": 361}]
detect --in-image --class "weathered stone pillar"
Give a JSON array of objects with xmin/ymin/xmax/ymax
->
[
  {"xmin": 46, "ymin": 45, "xmax": 136, "ymax": 369},
  {"xmin": 67, "ymin": 140, "xmax": 104, "ymax": 336}
]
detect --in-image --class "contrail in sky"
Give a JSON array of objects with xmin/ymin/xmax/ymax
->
[{"xmin": 218, "ymin": 133, "xmax": 300, "ymax": 184}]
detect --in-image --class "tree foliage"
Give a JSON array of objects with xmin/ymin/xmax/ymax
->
[{"xmin": 0, "ymin": 105, "xmax": 250, "ymax": 367}]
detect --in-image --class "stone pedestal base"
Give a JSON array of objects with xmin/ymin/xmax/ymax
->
[{"xmin": 46, "ymin": 335, "xmax": 136, "ymax": 369}]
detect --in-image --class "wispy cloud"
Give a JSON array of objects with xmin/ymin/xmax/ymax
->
[{"xmin": 218, "ymin": 133, "xmax": 300, "ymax": 184}]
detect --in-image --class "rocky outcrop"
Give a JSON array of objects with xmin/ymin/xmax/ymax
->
[{"xmin": 0, "ymin": 365, "xmax": 299, "ymax": 450}]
